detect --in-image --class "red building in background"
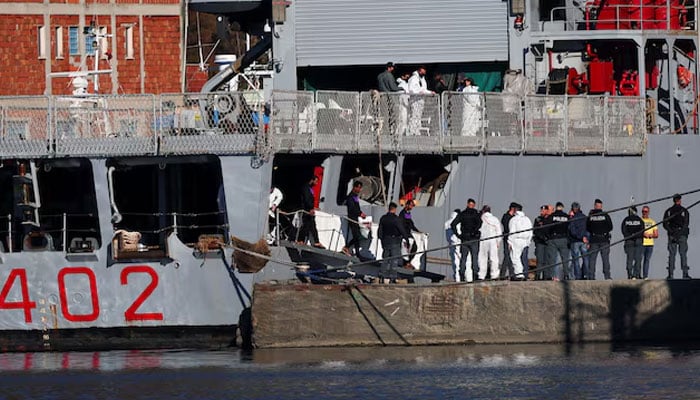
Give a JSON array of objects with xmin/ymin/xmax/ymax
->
[{"xmin": 0, "ymin": 0, "xmax": 184, "ymax": 95}]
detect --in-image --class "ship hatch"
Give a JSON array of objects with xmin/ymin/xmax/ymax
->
[
  {"xmin": 335, "ymin": 155, "xmax": 397, "ymax": 206},
  {"xmin": 400, "ymin": 155, "xmax": 453, "ymax": 208},
  {"xmin": 0, "ymin": 159, "xmax": 100, "ymax": 253},
  {"xmin": 107, "ymin": 156, "xmax": 227, "ymax": 260}
]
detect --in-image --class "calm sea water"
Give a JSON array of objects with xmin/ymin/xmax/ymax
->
[{"xmin": 0, "ymin": 344, "xmax": 699, "ymax": 399}]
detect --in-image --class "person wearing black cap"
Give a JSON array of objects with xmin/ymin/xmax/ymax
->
[
  {"xmin": 663, "ymin": 194, "xmax": 690, "ymax": 279},
  {"xmin": 500, "ymin": 202, "xmax": 518, "ymax": 280},
  {"xmin": 586, "ymin": 198, "xmax": 613, "ymax": 279},
  {"xmin": 544, "ymin": 202, "xmax": 571, "ymax": 281},
  {"xmin": 568, "ymin": 201, "xmax": 589, "ymax": 279},
  {"xmin": 621, "ymin": 206, "xmax": 645, "ymax": 279},
  {"xmin": 378, "ymin": 202, "xmax": 411, "ymax": 282},
  {"xmin": 377, "ymin": 62, "xmax": 401, "ymax": 93},
  {"xmin": 451, "ymin": 198, "xmax": 482, "ymax": 282}
]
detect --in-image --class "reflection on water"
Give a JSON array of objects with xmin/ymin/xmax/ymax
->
[{"xmin": 1, "ymin": 344, "xmax": 700, "ymax": 399}]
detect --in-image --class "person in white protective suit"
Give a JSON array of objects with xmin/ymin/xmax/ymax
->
[
  {"xmin": 396, "ymin": 72, "xmax": 411, "ymax": 136},
  {"xmin": 508, "ymin": 203, "xmax": 533, "ymax": 281},
  {"xmin": 407, "ymin": 66, "xmax": 433, "ymax": 136},
  {"xmin": 267, "ymin": 187, "xmax": 284, "ymax": 244},
  {"xmin": 444, "ymin": 209, "xmax": 470, "ymax": 282},
  {"xmin": 478, "ymin": 205, "xmax": 503, "ymax": 280},
  {"xmin": 459, "ymin": 77, "xmax": 482, "ymax": 136}
]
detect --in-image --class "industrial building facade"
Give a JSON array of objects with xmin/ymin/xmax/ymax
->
[{"xmin": 0, "ymin": 0, "xmax": 184, "ymax": 95}]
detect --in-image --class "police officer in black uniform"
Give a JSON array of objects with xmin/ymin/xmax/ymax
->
[
  {"xmin": 544, "ymin": 202, "xmax": 571, "ymax": 280},
  {"xmin": 621, "ymin": 206, "xmax": 645, "ymax": 279},
  {"xmin": 586, "ymin": 198, "xmax": 614, "ymax": 279},
  {"xmin": 451, "ymin": 198, "xmax": 482, "ymax": 282},
  {"xmin": 378, "ymin": 202, "xmax": 411, "ymax": 282},
  {"xmin": 663, "ymin": 193, "xmax": 691, "ymax": 279},
  {"xmin": 533, "ymin": 205, "xmax": 551, "ymax": 280}
]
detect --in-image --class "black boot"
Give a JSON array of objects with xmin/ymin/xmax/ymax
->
[
  {"xmin": 683, "ymin": 271, "xmax": 692, "ymax": 280},
  {"xmin": 667, "ymin": 268, "xmax": 674, "ymax": 280}
]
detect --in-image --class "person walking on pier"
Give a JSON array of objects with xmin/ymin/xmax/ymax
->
[
  {"xmin": 500, "ymin": 202, "xmax": 518, "ymax": 280},
  {"xmin": 641, "ymin": 205, "xmax": 658, "ymax": 279},
  {"xmin": 399, "ymin": 199, "xmax": 421, "ymax": 268},
  {"xmin": 451, "ymin": 198, "xmax": 482, "ymax": 282},
  {"xmin": 587, "ymin": 199, "xmax": 613, "ymax": 280},
  {"xmin": 298, "ymin": 175, "xmax": 324, "ymax": 248},
  {"xmin": 378, "ymin": 202, "xmax": 411, "ymax": 282},
  {"xmin": 545, "ymin": 202, "xmax": 571, "ymax": 281},
  {"xmin": 568, "ymin": 202, "xmax": 589, "ymax": 279},
  {"xmin": 342, "ymin": 181, "xmax": 366, "ymax": 256},
  {"xmin": 508, "ymin": 203, "xmax": 533, "ymax": 281},
  {"xmin": 478, "ymin": 205, "xmax": 502, "ymax": 280},
  {"xmin": 663, "ymin": 194, "xmax": 691, "ymax": 279},
  {"xmin": 621, "ymin": 206, "xmax": 645, "ymax": 279}
]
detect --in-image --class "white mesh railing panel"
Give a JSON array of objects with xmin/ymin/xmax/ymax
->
[
  {"xmin": 524, "ymin": 95, "xmax": 566, "ymax": 154},
  {"xmin": 0, "ymin": 96, "xmax": 50, "ymax": 158},
  {"xmin": 567, "ymin": 96, "xmax": 605, "ymax": 154},
  {"xmin": 358, "ymin": 91, "xmax": 396, "ymax": 153},
  {"xmin": 484, "ymin": 93, "xmax": 523, "ymax": 154},
  {"xmin": 158, "ymin": 92, "xmax": 260, "ymax": 155},
  {"xmin": 270, "ymin": 90, "xmax": 314, "ymax": 153},
  {"xmin": 442, "ymin": 91, "xmax": 484, "ymax": 153},
  {"xmin": 399, "ymin": 93, "xmax": 442, "ymax": 153},
  {"xmin": 54, "ymin": 94, "xmax": 157, "ymax": 157},
  {"xmin": 315, "ymin": 91, "xmax": 359, "ymax": 152},
  {"xmin": 606, "ymin": 97, "xmax": 646, "ymax": 155}
]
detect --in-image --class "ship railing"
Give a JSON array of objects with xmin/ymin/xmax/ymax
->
[
  {"xmin": 541, "ymin": 2, "xmax": 696, "ymax": 32},
  {"xmin": 0, "ymin": 96, "xmax": 52, "ymax": 158},
  {"xmin": 158, "ymin": 92, "xmax": 263, "ymax": 156},
  {"xmin": 270, "ymin": 90, "xmax": 315, "ymax": 152},
  {"xmin": 0, "ymin": 91, "xmax": 648, "ymax": 158},
  {"xmin": 53, "ymin": 94, "xmax": 158, "ymax": 157},
  {"xmin": 314, "ymin": 90, "xmax": 361, "ymax": 152}
]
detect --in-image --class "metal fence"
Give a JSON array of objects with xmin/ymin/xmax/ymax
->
[
  {"xmin": 0, "ymin": 96, "xmax": 51, "ymax": 158},
  {"xmin": 53, "ymin": 94, "xmax": 157, "ymax": 157},
  {"xmin": 158, "ymin": 92, "xmax": 261, "ymax": 155},
  {"xmin": 0, "ymin": 91, "xmax": 648, "ymax": 159}
]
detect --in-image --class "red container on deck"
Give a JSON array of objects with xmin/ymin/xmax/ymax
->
[{"xmin": 589, "ymin": 60, "xmax": 614, "ymax": 94}]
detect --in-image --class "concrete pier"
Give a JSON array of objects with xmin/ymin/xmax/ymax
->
[{"xmin": 252, "ymin": 280, "xmax": 700, "ymax": 348}]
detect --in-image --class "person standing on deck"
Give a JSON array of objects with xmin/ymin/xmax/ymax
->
[
  {"xmin": 407, "ymin": 66, "xmax": 433, "ymax": 136},
  {"xmin": 451, "ymin": 198, "xmax": 482, "ymax": 282},
  {"xmin": 378, "ymin": 202, "xmax": 411, "ymax": 282},
  {"xmin": 586, "ymin": 199, "xmax": 613, "ymax": 280},
  {"xmin": 342, "ymin": 181, "xmax": 366, "ymax": 256},
  {"xmin": 663, "ymin": 193, "xmax": 691, "ymax": 279},
  {"xmin": 267, "ymin": 187, "xmax": 284, "ymax": 244},
  {"xmin": 298, "ymin": 175, "xmax": 324, "ymax": 249},
  {"xmin": 399, "ymin": 199, "xmax": 421, "ymax": 268},
  {"xmin": 509, "ymin": 203, "xmax": 533, "ymax": 281},
  {"xmin": 500, "ymin": 202, "xmax": 518, "ymax": 280},
  {"xmin": 395, "ymin": 71, "xmax": 411, "ymax": 136},
  {"xmin": 478, "ymin": 205, "xmax": 502, "ymax": 280},
  {"xmin": 641, "ymin": 205, "xmax": 658, "ymax": 280},
  {"xmin": 377, "ymin": 62, "xmax": 401, "ymax": 93},
  {"xmin": 621, "ymin": 206, "xmax": 645, "ymax": 279},
  {"xmin": 568, "ymin": 202, "xmax": 589, "ymax": 279}
]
